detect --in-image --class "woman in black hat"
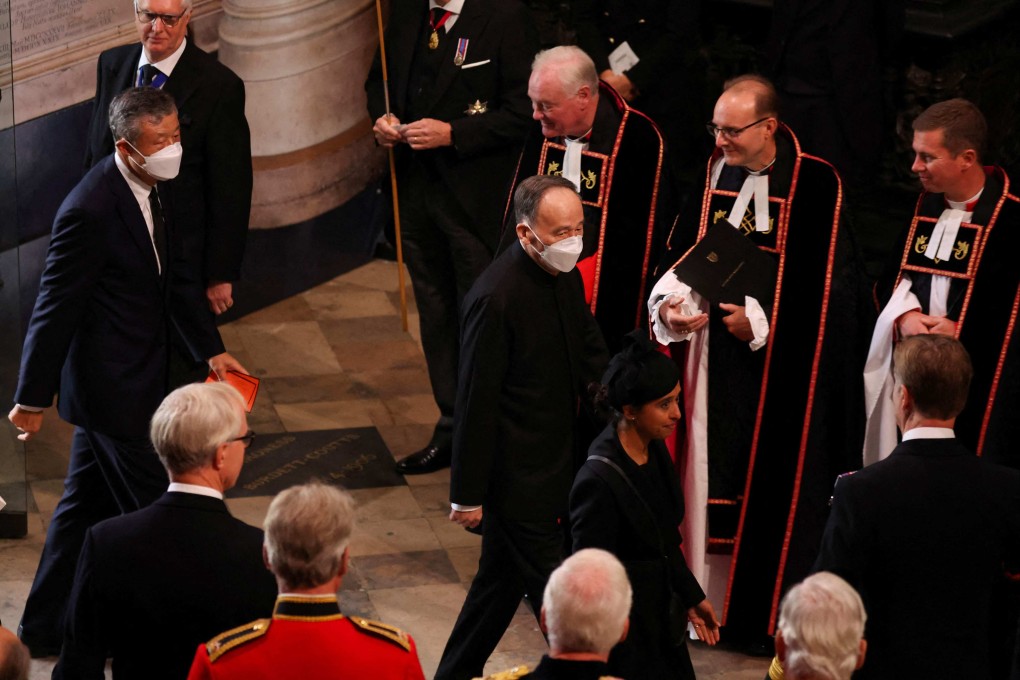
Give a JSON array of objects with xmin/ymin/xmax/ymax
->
[{"xmin": 570, "ymin": 331, "xmax": 720, "ymax": 678}]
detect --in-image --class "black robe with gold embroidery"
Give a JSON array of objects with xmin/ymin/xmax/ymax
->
[
  {"xmin": 656, "ymin": 124, "xmax": 868, "ymax": 639},
  {"xmin": 877, "ymin": 167, "xmax": 1020, "ymax": 471},
  {"xmin": 500, "ymin": 82, "xmax": 674, "ymax": 353}
]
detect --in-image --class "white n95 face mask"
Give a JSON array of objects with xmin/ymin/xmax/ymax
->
[
  {"xmin": 529, "ymin": 227, "xmax": 583, "ymax": 272},
  {"xmin": 126, "ymin": 140, "xmax": 183, "ymax": 181}
]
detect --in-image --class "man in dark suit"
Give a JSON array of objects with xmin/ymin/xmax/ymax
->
[
  {"xmin": 53, "ymin": 382, "xmax": 277, "ymax": 680},
  {"xmin": 815, "ymin": 335, "xmax": 1020, "ymax": 679},
  {"xmin": 85, "ymin": 0, "xmax": 251, "ymax": 316},
  {"xmin": 8, "ymin": 87, "xmax": 244, "ymax": 655},
  {"xmin": 437, "ymin": 176, "xmax": 608, "ymax": 680},
  {"xmin": 479, "ymin": 549, "xmax": 633, "ymax": 680},
  {"xmin": 365, "ymin": 0, "xmax": 537, "ymax": 474}
]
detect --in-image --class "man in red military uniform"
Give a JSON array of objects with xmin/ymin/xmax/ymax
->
[{"xmin": 188, "ymin": 482, "xmax": 425, "ymax": 679}]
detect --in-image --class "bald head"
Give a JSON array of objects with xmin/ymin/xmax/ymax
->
[
  {"xmin": 711, "ymin": 74, "xmax": 780, "ymax": 170},
  {"xmin": 722, "ymin": 74, "xmax": 780, "ymax": 119}
]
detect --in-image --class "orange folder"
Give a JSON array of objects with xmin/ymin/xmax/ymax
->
[{"xmin": 205, "ymin": 370, "xmax": 260, "ymax": 413}]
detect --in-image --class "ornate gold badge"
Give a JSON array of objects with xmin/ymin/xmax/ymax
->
[
  {"xmin": 953, "ymin": 240, "xmax": 969, "ymax": 260},
  {"xmin": 581, "ymin": 169, "xmax": 597, "ymax": 190},
  {"xmin": 546, "ymin": 161, "xmax": 562, "ymax": 176},
  {"xmin": 465, "ymin": 100, "xmax": 488, "ymax": 115}
]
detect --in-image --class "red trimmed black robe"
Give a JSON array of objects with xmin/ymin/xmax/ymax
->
[
  {"xmin": 655, "ymin": 124, "xmax": 867, "ymax": 638},
  {"xmin": 500, "ymin": 82, "xmax": 673, "ymax": 352}
]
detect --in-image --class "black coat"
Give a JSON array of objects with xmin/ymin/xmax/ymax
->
[
  {"xmin": 451, "ymin": 245, "xmax": 608, "ymax": 520},
  {"xmin": 365, "ymin": 0, "xmax": 536, "ymax": 252},
  {"xmin": 85, "ymin": 41, "xmax": 252, "ymax": 283},
  {"xmin": 815, "ymin": 437, "xmax": 1020, "ymax": 679},
  {"xmin": 570, "ymin": 427, "xmax": 704, "ymax": 679},
  {"xmin": 55, "ymin": 492, "xmax": 279, "ymax": 680}
]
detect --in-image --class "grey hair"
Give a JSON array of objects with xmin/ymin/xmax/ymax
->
[
  {"xmin": 108, "ymin": 86, "xmax": 177, "ymax": 145},
  {"xmin": 264, "ymin": 482, "xmax": 356, "ymax": 591},
  {"xmin": 531, "ymin": 45, "xmax": 599, "ymax": 96},
  {"xmin": 778, "ymin": 572, "xmax": 867, "ymax": 680},
  {"xmin": 543, "ymin": 549, "xmax": 632, "ymax": 655},
  {"xmin": 150, "ymin": 382, "xmax": 246, "ymax": 475},
  {"xmin": 513, "ymin": 174, "xmax": 578, "ymax": 225}
]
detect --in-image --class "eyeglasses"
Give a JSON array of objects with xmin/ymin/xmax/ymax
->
[
  {"xmin": 705, "ymin": 117, "xmax": 770, "ymax": 140},
  {"xmin": 135, "ymin": 5, "xmax": 190, "ymax": 27},
  {"xmin": 230, "ymin": 430, "xmax": 256, "ymax": 448}
]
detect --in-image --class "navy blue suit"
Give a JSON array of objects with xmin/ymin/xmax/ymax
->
[
  {"xmin": 14, "ymin": 155, "xmax": 224, "ymax": 650},
  {"xmin": 54, "ymin": 492, "xmax": 278, "ymax": 680},
  {"xmin": 815, "ymin": 437, "xmax": 1020, "ymax": 679}
]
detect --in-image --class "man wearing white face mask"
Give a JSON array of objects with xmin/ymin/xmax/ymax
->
[
  {"xmin": 436, "ymin": 175, "xmax": 609, "ymax": 680},
  {"xmin": 8, "ymin": 87, "xmax": 246, "ymax": 657}
]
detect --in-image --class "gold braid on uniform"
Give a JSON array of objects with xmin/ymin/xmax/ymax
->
[
  {"xmin": 204, "ymin": 619, "xmax": 271, "ymax": 662},
  {"xmin": 471, "ymin": 665, "xmax": 531, "ymax": 679},
  {"xmin": 348, "ymin": 616, "xmax": 412, "ymax": 651},
  {"xmin": 767, "ymin": 655, "xmax": 785, "ymax": 680}
]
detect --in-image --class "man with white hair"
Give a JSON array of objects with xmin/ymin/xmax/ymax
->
[
  {"xmin": 502, "ymin": 45, "xmax": 674, "ymax": 352},
  {"xmin": 54, "ymin": 382, "xmax": 277, "ymax": 680},
  {"xmin": 188, "ymin": 482, "xmax": 425, "ymax": 679},
  {"xmin": 768, "ymin": 572, "xmax": 867, "ymax": 680},
  {"xmin": 477, "ymin": 548, "xmax": 631, "ymax": 679}
]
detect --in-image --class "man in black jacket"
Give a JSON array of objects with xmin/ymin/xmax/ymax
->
[
  {"xmin": 815, "ymin": 335, "xmax": 1020, "ymax": 679},
  {"xmin": 54, "ymin": 382, "xmax": 277, "ymax": 680},
  {"xmin": 437, "ymin": 176, "xmax": 608, "ymax": 680},
  {"xmin": 85, "ymin": 0, "xmax": 252, "ymax": 316},
  {"xmin": 366, "ymin": 0, "xmax": 537, "ymax": 475}
]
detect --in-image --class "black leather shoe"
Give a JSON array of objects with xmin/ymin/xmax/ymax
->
[{"xmin": 395, "ymin": 444, "xmax": 451, "ymax": 475}]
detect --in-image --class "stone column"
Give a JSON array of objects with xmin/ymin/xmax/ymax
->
[{"xmin": 218, "ymin": 0, "xmax": 384, "ymax": 228}]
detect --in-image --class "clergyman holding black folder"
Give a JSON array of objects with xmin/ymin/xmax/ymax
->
[{"xmin": 643, "ymin": 74, "xmax": 867, "ymax": 650}]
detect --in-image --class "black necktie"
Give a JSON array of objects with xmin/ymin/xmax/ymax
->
[
  {"xmin": 139, "ymin": 64, "xmax": 163, "ymax": 87},
  {"xmin": 148, "ymin": 187, "xmax": 167, "ymax": 276}
]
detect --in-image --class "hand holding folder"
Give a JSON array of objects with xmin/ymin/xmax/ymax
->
[
  {"xmin": 672, "ymin": 223, "xmax": 778, "ymax": 306},
  {"xmin": 205, "ymin": 370, "xmax": 260, "ymax": 413}
]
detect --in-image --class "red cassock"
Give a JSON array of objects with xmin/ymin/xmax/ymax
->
[{"xmin": 187, "ymin": 595, "xmax": 426, "ymax": 680}]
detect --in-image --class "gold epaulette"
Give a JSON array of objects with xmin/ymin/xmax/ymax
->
[
  {"xmin": 348, "ymin": 616, "xmax": 412, "ymax": 652},
  {"xmin": 205, "ymin": 619, "xmax": 271, "ymax": 663},
  {"xmin": 767, "ymin": 655, "xmax": 785, "ymax": 680},
  {"xmin": 470, "ymin": 665, "xmax": 530, "ymax": 680}
]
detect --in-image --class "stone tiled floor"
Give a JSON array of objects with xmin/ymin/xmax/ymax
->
[{"xmin": 0, "ymin": 259, "xmax": 769, "ymax": 679}]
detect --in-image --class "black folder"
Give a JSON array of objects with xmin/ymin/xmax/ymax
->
[{"xmin": 671, "ymin": 223, "xmax": 777, "ymax": 305}]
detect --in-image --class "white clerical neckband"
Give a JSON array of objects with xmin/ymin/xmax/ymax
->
[{"xmin": 726, "ymin": 156, "xmax": 777, "ymax": 233}]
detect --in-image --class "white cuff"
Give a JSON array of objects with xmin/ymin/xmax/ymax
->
[
  {"xmin": 648, "ymin": 273, "xmax": 699, "ymax": 344},
  {"xmin": 451, "ymin": 503, "xmax": 482, "ymax": 512},
  {"xmin": 744, "ymin": 296, "xmax": 770, "ymax": 351},
  {"xmin": 14, "ymin": 404, "xmax": 44, "ymax": 413}
]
